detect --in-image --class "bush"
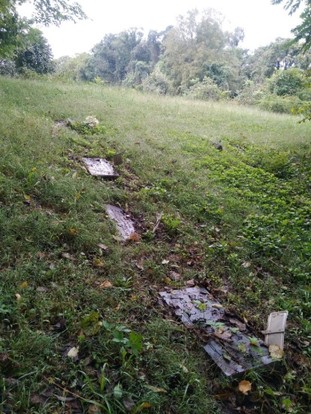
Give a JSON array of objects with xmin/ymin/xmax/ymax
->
[
  {"xmin": 259, "ymin": 94, "xmax": 303, "ymax": 114},
  {"xmin": 268, "ymin": 68, "xmax": 306, "ymax": 96},
  {"xmin": 235, "ymin": 80, "xmax": 264, "ymax": 105},
  {"xmin": 184, "ymin": 76, "xmax": 226, "ymax": 101},
  {"xmin": 142, "ymin": 64, "xmax": 173, "ymax": 95}
]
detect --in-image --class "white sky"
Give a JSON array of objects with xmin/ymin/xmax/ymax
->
[{"xmin": 21, "ymin": 0, "xmax": 302, "ymax": 58}]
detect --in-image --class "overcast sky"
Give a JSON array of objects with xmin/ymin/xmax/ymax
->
[{"xmin": 21, "ymin": 0, "xmax": 301, "ymax": 58}]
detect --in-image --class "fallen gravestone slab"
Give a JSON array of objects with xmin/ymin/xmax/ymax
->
[
  {"xmin": 82, "ymin": 157, "xmax": 119, "ymax": 179},
  {"xmin": 159, "ymin": 287, "xmax": 273, "ymax": 376},
  {"xmin": 106, "ymin": 205, "xmax": 136, "ymax": 241}
]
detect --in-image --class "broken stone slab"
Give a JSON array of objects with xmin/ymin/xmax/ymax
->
[
  {"xmin": 159, "ymin": 287, "xmax": 273, "ymax": 376},
  {"xmin": 106, "ymin": 205, "xmax": 136, "ymax": 241},
  {"xmin": 82, "ymin": 157, "xmax": 119, "ymax": 178},
  {"xmin": 264, "ymin": 311, "xmax": 288, "ymax": 350}
]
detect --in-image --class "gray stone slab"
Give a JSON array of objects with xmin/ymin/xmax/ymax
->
[
  {"xmin": 82, "ymin": 157, "xmax": 119, "ymax": 178},
  {"xmin": 106, "ymin": 205, "xmax": 136, "ymax": 241},
  {"xmin": 159, "ymin": 287, "xmax": 273, "ymax": 376}
]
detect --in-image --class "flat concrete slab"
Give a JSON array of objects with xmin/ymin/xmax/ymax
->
[
  {"xmin": 160, "ymin": 287, "xmax": 272, "ymax": 376},
  {"xmin": 106, "ymin": 205, "xmax": 136, "ymax": 241},
  {"xmin": 82, "ymin": 157, "xmax": 119, "ymax": 178}
]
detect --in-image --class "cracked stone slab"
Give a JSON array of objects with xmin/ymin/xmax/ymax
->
[
  {"xmin": 106, "ymin": 205, "xmax": 136, "ymax": 241},
  {"xmin": 160, "ymin": 287, "xmax": 273, "ymax": 376},
  {"xmin": 82, "ymin": 157, "xmax": 119, "ymax": 178}
]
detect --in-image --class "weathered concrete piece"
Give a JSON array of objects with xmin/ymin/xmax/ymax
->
[
  {"xmin": 106, "ymin": 205, "xmax": 135, "ymax": 241},
  {"xmin": 82, "ymin": 157, "xmax": 119, "ymax": 178},
  {"xmin": 159, "ymin": 287, "xmax": 272, "ymax": 376},
  {"xmin": 264, "ymin": 311, "xmax": 288, "ymax": 350}
]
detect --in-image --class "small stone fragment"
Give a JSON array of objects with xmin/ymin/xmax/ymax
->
[
  {"xmin": 106, "ymin": 205, "xmax": 136, "ymax": 241},
  {"xmin": 82, "ymin": 157, "xmax": 119, "ymax": 178}
]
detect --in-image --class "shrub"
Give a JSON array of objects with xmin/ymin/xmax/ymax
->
[
  {"xmin": 259, "ymin": 95, "xmax": 303, "ymax": 114},
  {"xmin": 184, "ymin": 76, "xmax": 226, "ymax": 101},
  {"xmin": 268, "ymin": 68, "xmax": 306, "ymax": 96}
]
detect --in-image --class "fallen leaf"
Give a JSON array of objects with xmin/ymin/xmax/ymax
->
[
  {"xmin": 229, "ymin": 318, "xmax": 247, "ymax": 332},
  {"xmin": 214, "ymin": 329, "xmax": 232, "ymax": 341},
  {"xmin": 67, "ymin": 347, "xmax": 79, "ymax": 358},
  {"xmin": 99, "ymin": 280, "xmax": 113, "ymax": 289},
  {"xmin": 238, "ymin": 380, "xmax": 252, "ymax": 395},
  {"xmin": 62, "ymin": 252, "xmax": 74, "ymax": 260},
  {"xmin": 15, "ymin": 293, "xmax": 22, "ymax": 301},
  {"xmin": 55, "ymin": 395, "xmax": 75, "ymax": 402},
  {"xmin": 88, "ymin": 404, "xmax": 101, "ymax": 414},
  {"xmin": 169, "ymin": 271, "xmax": 181, "ymax": 281},
  {"xmin": 186, "ymin": 279, "xmax": 195, "ymax": 287},
  {"xmin": 269, "ymin": 344, "xmax": 284, "ymax": 359},
  {"xmin": 132, "ymin": 402, "xmax": 152, "ymax": 413},
  {"xmin": 212, "ymin": 303, "xmax": 223, "ymax": 309},
  {"xmin": 68, "ymin": 227, "xmax": 78, "ymax": 236},
  {"xmin": 97, "ymin": 243, "xmax": 108, "ymax": 251},
  {"xmin": 19, "ymin": 281, "xmax": 29, "ymax": 289},
  {"xmin": 128, "ymin": 232, "xmax": 140, "ymax": 242},
  {"xmin": 23, "ymin": 194, "xmax": 32, "ymax": 205},
  {"xmin": 93, "ymin": 258, "xmax": 105, "ymax": 268},
  {"xmin": 135, "ymin": 261, "xmax": 144, "ymax": 271},
  {"xmin": 162, "ymin": 260, "xmax": 170, "ymax": 265}
]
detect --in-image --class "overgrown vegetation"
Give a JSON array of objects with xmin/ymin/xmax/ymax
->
[
  {"xmin": 2, "ymin": 7, "xmax": 311, "ymax": 119},
  {"xmin": 0, "ymin": 77, "xmax": 310, "ymax": 413}
]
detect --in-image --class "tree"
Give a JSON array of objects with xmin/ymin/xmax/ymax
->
[
  {"xmin": 0, "ymin": 0, "xmax": 85, "ymax": 57},
  {"xmin": 87, "ymin": 29, "xmax": 145, "ymax": 83},
  {"xmin": 54, "ymin": 53, "xmax": 91, "ymax": 81},
  {"xmin": 161, "ymin": 9, "xmax": 245, "ymax": 95},
  {"xmin": 272, "ymin": 0, "xmax": 311, "ymax": 50},
  {"xmin": 14, "ymin": 28, "xmax": 54, "ymax": 74}
]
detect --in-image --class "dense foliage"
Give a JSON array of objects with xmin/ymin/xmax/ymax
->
[
  {"xmin": 51, "ymin": 9, "xmax": 311, "ymax": 119},
  {"xmin": 272, "ymin": 0, "xmax": 311, "ymax": 51},
  {"xmin": 0, "ymin": 0, "xmax": 85, "ymax": 57}
]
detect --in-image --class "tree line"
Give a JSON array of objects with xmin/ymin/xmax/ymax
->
[{"xmin": 1, "ymin": 1, "xmax": 310, "ymax": 118}]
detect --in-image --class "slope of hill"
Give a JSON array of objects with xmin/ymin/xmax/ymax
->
[{"xmin": 0, "ymin": 77, "xmax": 310, "ymax": 413}]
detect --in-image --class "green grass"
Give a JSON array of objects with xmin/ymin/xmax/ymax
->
[{"xmin": 0, "ymin": 76, "xmax": 310, "ymax": 413}]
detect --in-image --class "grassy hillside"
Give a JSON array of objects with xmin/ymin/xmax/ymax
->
[{"xmin": 0, "ymin": 77, "xmax": 310, "ymax": 413}]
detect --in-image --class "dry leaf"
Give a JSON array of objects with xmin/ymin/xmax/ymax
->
[
  {"xmin": 99, "ymin": 280, "xmax": 113, "ymax": 289},
  {"xmin": 229, "ymin": 318, "xmax": 247, "ymax": 332},
  {"xmin": 162, "ymin": 260, "xmax": 170, "ymax": 265},
  {"xmin": 214, "ymin": 329, "xmax": 232, "ymax": 341},
  {"xmin": 97, "ymin": 243, "xmax": 108, "ymax": 251},
  {"xmin": 19, "ymin": 281, "xmax": 29, "ymax": 289},
  {"xmin": 67, "ymin": 347, "xmax": 79, "ymax": 358},
  {"xmin": 212, "ymin": 303, "xmax": 223, "ymax": 309},
  {"xmin": 88, "ymin": 404, "xmax": 101, "ymax": 414},
  {"xmin": 128, "ymin": 232, "xmax": 140, "ymax": 242},
  {"xmin": 93, "ymin": 258, "xmax": 105, "ymax": 268},
  {"xmin": 186, "ymin": 279, "xmax": 195, "ymax": 287},
  {"xmin": 15, "ymin": 293, "xmax": 22, "ymax": 301},
  {"xmin": 135, "ymin": 261, "xmax": 144, "ymax": 271},
  {"xmin": 269, "ymin": 344, "xmax": 284, "ymax": 359},
  {"xmin": 169, "ymin": 271, "xmax": 181, "ymax": 281},
  {"xmin": 238, "ymin": 380, "xmax": 252, "ymax": 395},
  {"xmin": 68, "ymin": 227, "xmax": 78, "ymax": 236},
  {"xmin": 62, "ymin": 252, "xmax": 74, "ymax": 260}
]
